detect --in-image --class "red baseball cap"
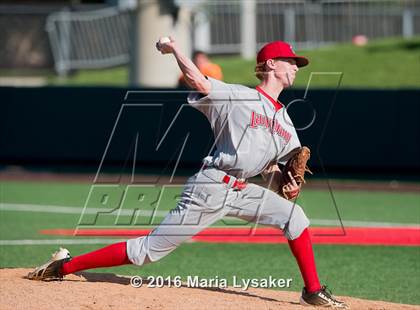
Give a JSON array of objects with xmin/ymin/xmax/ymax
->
[{"xmin": 257, "ymin": 41, "xmax": 309, "ymax": 67}]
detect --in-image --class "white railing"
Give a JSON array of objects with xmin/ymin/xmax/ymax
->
[
  {"xmin": 191, "ymin": 0, "xmax": 420, "ymax": 56},
  {"xmin": 44, "ymin": 1, "xmax": 420, "ymax": 75},
  {"xmin": 46, "ymin": 7, "xmax": 132, "ymax": 76}
]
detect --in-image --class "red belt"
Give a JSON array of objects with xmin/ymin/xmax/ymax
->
[
  {"xmin": 222, "ymin": 175, "xmax": 247, "ymax": 190},
  {"xmin": 203, "ymin": 165, "xmax": 247, "ymax": 190}
]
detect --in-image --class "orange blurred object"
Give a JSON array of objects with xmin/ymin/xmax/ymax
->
[
  {"xmin": 178, "ymin": 51, "xmax": 223, "ymax": 87},
  {"xmin": 198, "ymin": 62, "xmax": 223, "ymax": 80},
  {"xmin": 352, "ymin": 35, "xmax": 368, "ymax": 46}
]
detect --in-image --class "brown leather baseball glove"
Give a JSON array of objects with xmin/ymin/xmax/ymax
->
[
  {"xmin": 261, "ymin": 146, "xmax": 313, "ymax": 200},
  {"xmin": 279, "ymin": 146, "xmax": 312, "ymax": 200}
]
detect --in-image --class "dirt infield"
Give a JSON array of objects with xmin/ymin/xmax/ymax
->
[{"xmin": 1, "ymin": 269, "xmax": 418, "ymax": 310}]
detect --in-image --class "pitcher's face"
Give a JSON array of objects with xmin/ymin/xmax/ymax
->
[{"xmin": 273, "ymin": 58, "xmax": 299, "ymax": 88}]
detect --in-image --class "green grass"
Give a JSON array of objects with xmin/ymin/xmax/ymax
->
[
  {"xmin": 1, "ymin": 181, "xmax": 419, "ymax": 226},
  {"xmin": 299, "ymin": 190, "xmax": 420, "ymax": 224},
  {"xmin": 1, "ymin": 180, "xmax": 419, "ymax": 304},
  {"xmin": 0, "ymin": 181, "xmax": 90, "ymax": 207},
  {"xmin": 48, "ymin": 66, "xmax": 128, "ymax": 86},
  {"xmin": 37, "ymin": 37, "xmax": 420, "ymax": 88},
  {"xmin": 0, "ymin": 181, "xmax": 419, "ymax": 241},
  {"xmin": 216, "ymin": 37, "xmax": 420, "ymax": 89}
]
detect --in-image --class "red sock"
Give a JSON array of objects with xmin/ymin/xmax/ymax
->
[
  {"xmin": 61, "ymin": 242, "xmax": 131, "ymax": 275},
  {"xmin": 287, "ymin": 228, "xmax": 321, "ymax": 293}
]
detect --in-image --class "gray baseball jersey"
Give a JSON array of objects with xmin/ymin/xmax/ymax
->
[
  {"xmin": 127, "ymin": 78, "xmax": 309, "ymax": 266},
  {"xmin": 188, "ymin": 77, "xmax": 301, "ymax": 179}
]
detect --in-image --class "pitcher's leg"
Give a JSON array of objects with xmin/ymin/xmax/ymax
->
[
  {"xmin": 61, "ymin": 242, "xmax": 131, "ymax": 275},
  {"xmin": 126, "ymin": 205, "xmax": 230, "ymax": 266},
  {"xmin": 28, "ymin": 171, "xmax": 234, "ymax": 280},
  {"xmin": 230, "ymin": 184, "xmax": 319, "ymax": 292},
  {"xmin": 229, "ymin": 183, "xmax": 309, "ymax": 239},
  {"xmin": 287, "ymin": 228, "xmax": 321, "ymax": 293},
  {"xmin": 127, "ymin": 171, "xmax": 236, "ymax": 266}
]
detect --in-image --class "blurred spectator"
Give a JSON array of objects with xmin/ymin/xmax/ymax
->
[
  {"xmin": 352, "ymin": 34, "xmax": 369, "ymax": 46},
  {"xmin": 178, "ymin": 50, "xmax": 223, "ymax": 87}
]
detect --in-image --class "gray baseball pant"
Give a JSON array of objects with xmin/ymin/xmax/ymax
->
[{"xmin": 126, "ymin": 167, "xmax": 310, "ymax": 266}]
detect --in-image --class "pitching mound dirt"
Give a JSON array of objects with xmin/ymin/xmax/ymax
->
[{"xmin": 0, "ymin": 269, "xmax": 418, "ymax": 310}]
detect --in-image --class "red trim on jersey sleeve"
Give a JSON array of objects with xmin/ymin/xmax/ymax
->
[{"xmin": 255, "ymin": 86, "xmax": 283, "ymax": 111}]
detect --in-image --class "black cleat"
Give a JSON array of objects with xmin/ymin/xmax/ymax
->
[{"xmin": 300, "ymin": 285, "xmax": 349, "ymax": 308}]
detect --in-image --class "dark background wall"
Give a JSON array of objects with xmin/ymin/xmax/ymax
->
[{"xmin": 1, "ymin": 87, "xmax": 419, "ymax": 175}]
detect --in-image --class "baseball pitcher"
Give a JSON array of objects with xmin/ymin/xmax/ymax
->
[{"xmin": 28, "ymin": 37, "xmax": 348, "ymax": 309}]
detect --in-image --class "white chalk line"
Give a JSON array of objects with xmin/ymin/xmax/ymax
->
[
  {"xmin": 0, "ymin": 239, "xmax": 125, "ymax": 245},
  {"xmin": 1, "ymin": 202, "xmax": 419, "ymax": 229},
  {"xmin": 0, "ymin": 202, "xmax": 168, "ymax": 217}
]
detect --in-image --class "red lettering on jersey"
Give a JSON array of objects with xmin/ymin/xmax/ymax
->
[
  {"xmin": 250, "ymin": 111, "xmax": 257, "ymax": 128},
  {"xmin": 249, "ymin": 111, "xmax": 291, "ymax": 143}
]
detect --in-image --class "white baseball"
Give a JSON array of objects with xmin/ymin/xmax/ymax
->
[{"xmin": 159, "ymin": 37, "xmax": 171, "ymax": 44}]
